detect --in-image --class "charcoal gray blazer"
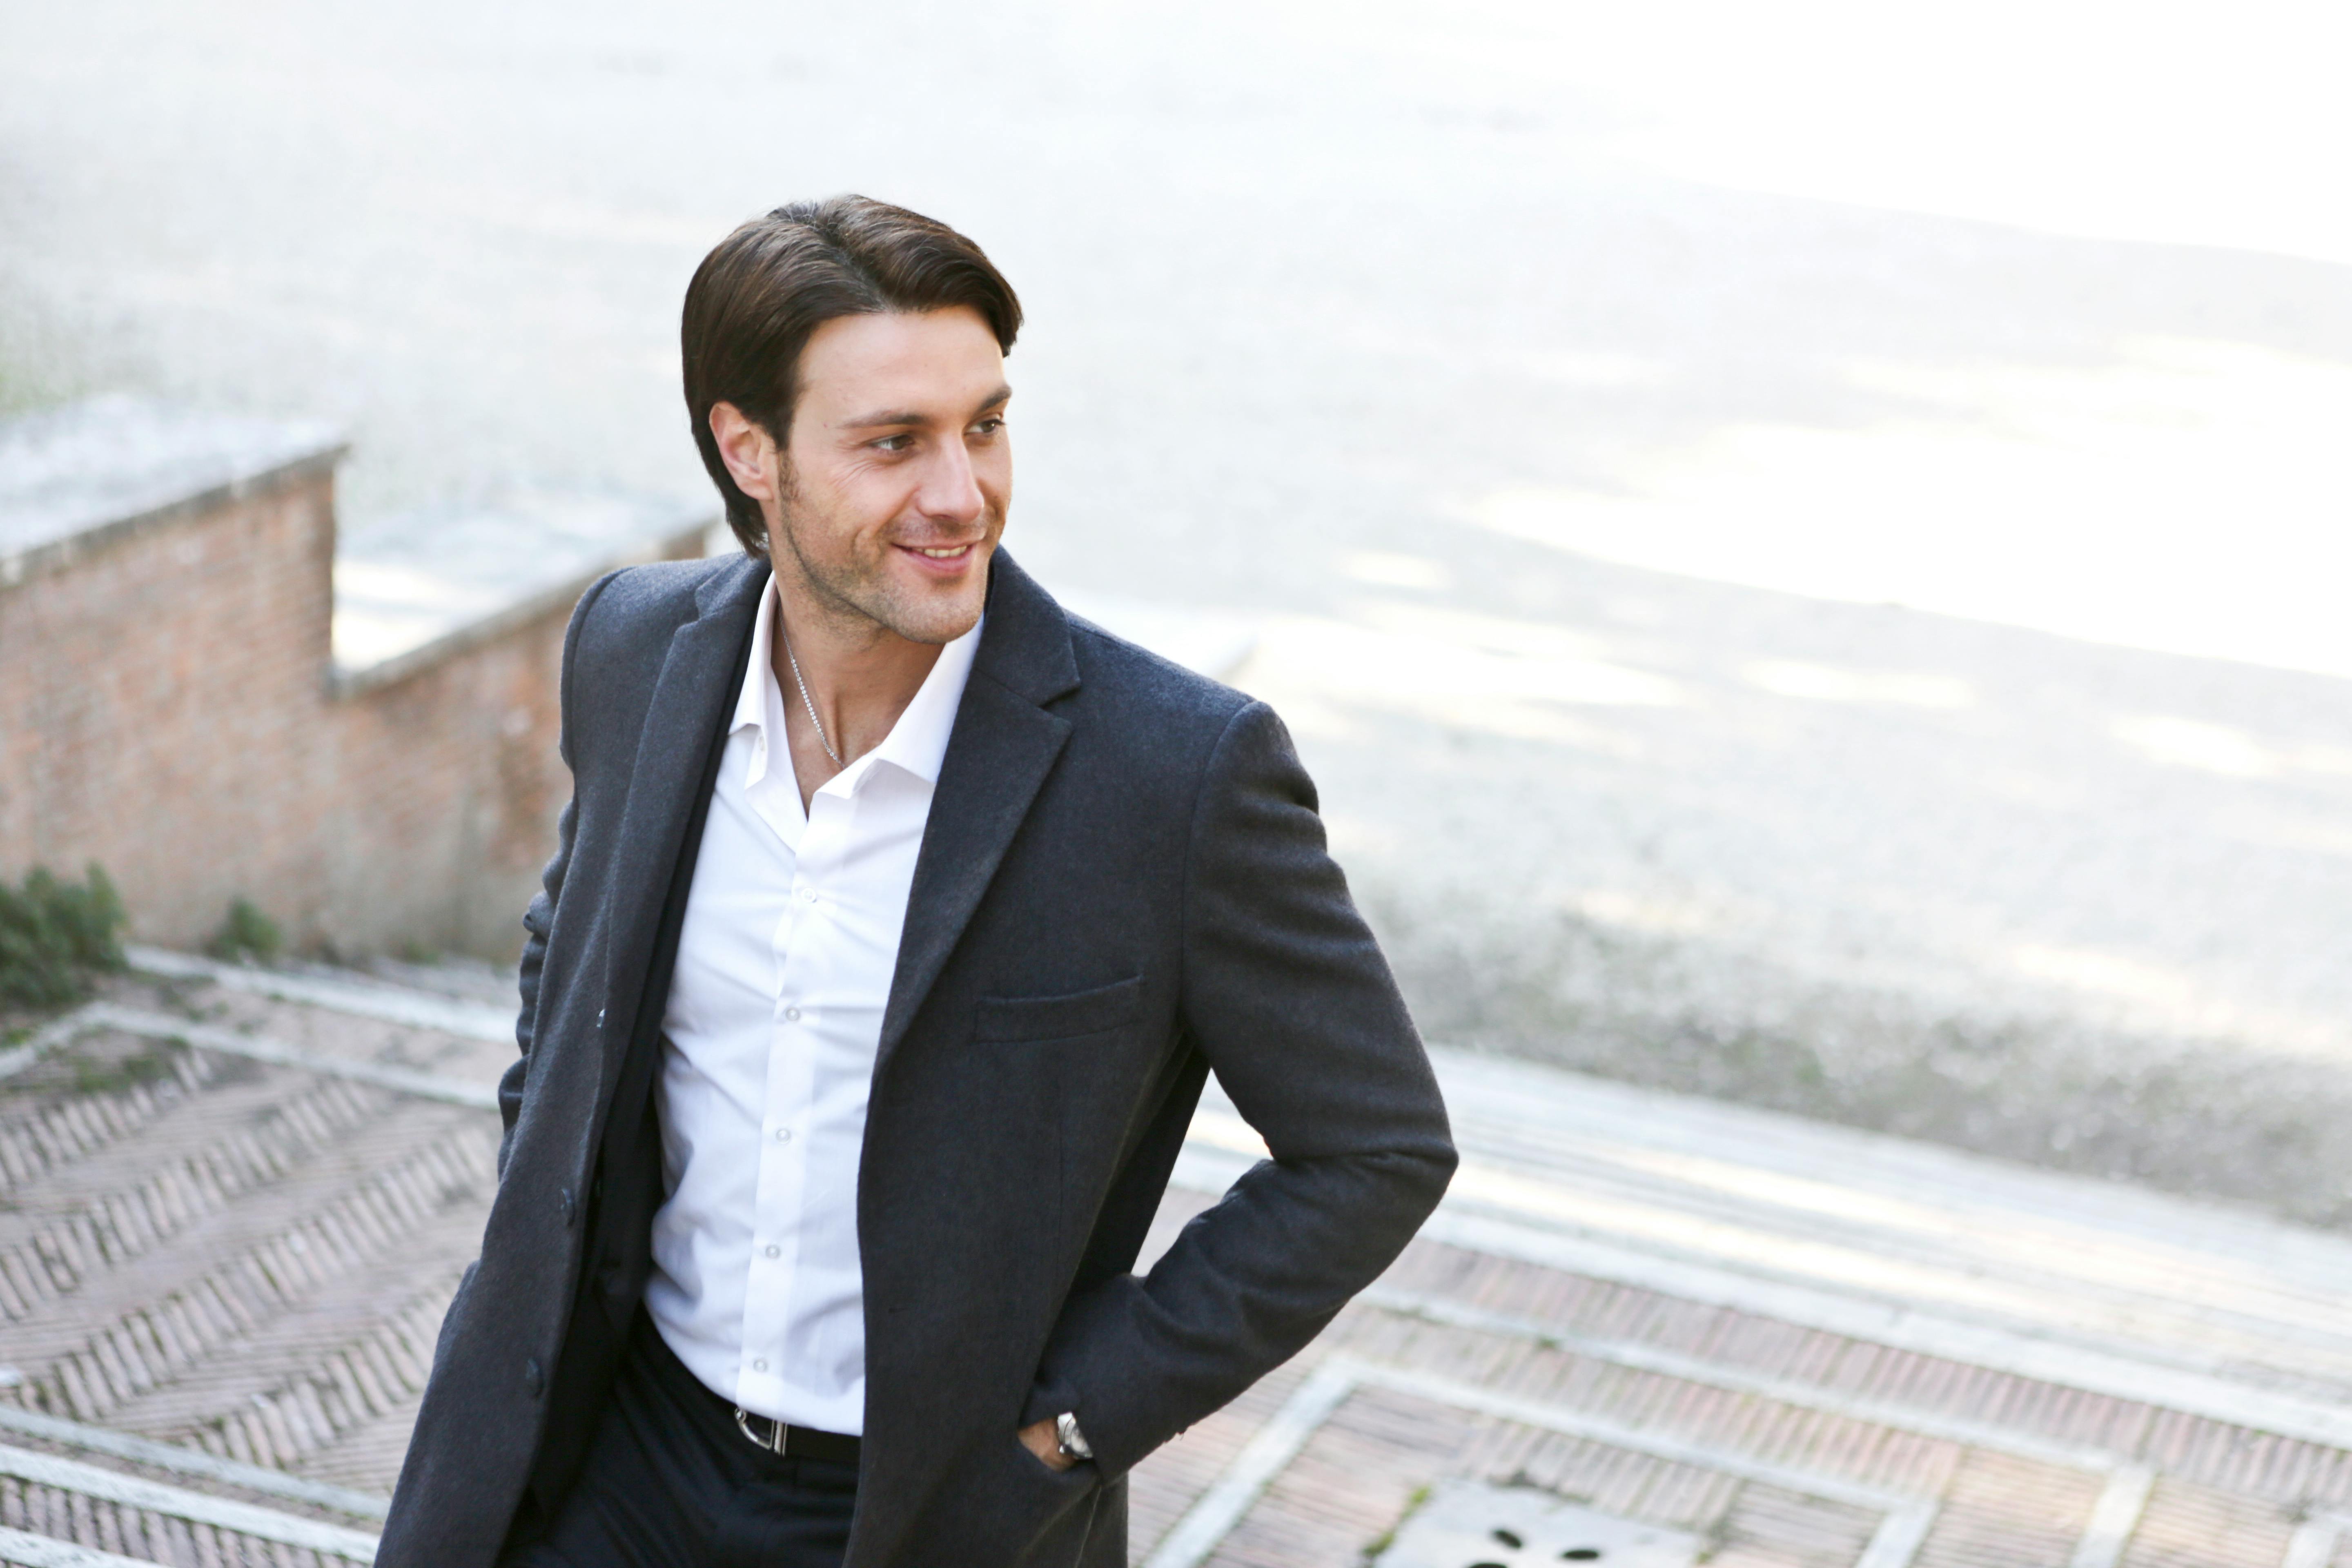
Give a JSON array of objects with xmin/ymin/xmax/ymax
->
[{"xmin": 377, "ymin": 549, "xmax": 1456, "ymax": 1568}]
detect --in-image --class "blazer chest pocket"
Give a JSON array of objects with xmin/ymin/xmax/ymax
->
[{"xmin": 974, "ymin": 975, "xmax": 1143, "ymax": 1043}]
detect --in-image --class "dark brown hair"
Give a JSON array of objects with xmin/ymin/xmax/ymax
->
[{"xmin": 682, "ymin": 195, "xmax": 1023, "ymax": 553}]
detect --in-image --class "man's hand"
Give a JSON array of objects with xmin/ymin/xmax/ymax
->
[{"xmin": 1018, "ymin": 1416, "xmax": 1076, "ymax": 1471}]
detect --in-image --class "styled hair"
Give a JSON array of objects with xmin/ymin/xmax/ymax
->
[{"xmin": 681, "ymin": 195, "xmax": 1023, "ymax": 553}]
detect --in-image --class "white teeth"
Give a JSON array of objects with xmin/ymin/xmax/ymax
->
[{"xmin": 916, "ymin": 546, "xmax": 967, "ymax": 558}]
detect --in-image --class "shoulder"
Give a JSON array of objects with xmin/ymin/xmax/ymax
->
[
  {"xmin": 568, "ymin": 554, "xmax": 754, "ymax": 678},
  {"xmin": 1051, "ymin": 610, "xmax": 1313, "ymax": 815},
  {"xmin": 1061, "ymin": 611, "xmax": 1256, "ymax": 744},
  {"xmin": 559, "ymin": 552, "xmax": 760, "ymax": 767},
  {"xmin": 574, "ymin": 554, "xmax": 741, "ymax": 644},
  {"xmin": 976, "ymin": 553, "xmax": 1256, "ymax": 758},
  {"xmin": 1052, "ymin": 614, "xmax": 1323, "ymax": 858}
]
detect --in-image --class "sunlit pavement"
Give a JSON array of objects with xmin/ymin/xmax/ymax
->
[
  {"xmin": 4, "ymin": 1, "xmax": 2351, "ymax": 1215},
  {"xmin": 9, "ymin": 958, "xmax": 2352, "ymax": 1566}
]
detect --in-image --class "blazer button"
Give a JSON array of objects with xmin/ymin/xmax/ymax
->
[
  {"xmin": 523, "ymin": 1358, "xmax": 544, "ymax": 1397},
  {"xmin": 559, "ymin": 1187, "xmax": 576, "ymax": 1227}
]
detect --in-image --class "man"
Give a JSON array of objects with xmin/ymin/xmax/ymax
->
[{"xmin": 380, "ymin": 196, "xmax": 1455, "ymax": 1568}]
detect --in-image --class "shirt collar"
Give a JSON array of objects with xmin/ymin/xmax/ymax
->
[
  {"xmin": 861, "ymin": 608, "xmax": 981, "ymax": 788},
  {"xmin": 733, "ymin": 575, "xmax": 980, "ymax": 793},
  {"xmin": 733, "ymin": 578, "xmax": 782, "ymax": 738}
]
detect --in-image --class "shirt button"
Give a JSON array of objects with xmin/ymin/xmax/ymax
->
[
  {"xmin": 774, "ymin": 1127, "xmax": 792, "ymax": 1143},
  {"xmin": 784, "ymin": 1007, "xmax": 801, "ymax": 1022},
  {"xmin": 765, "ymin": 1245, "xmax": 781, "ymax": 1258},
  {"xmin": 753, "ymin": 1359, "xmax": 768, "ymax": 1373},
  {"xmin": 800, "ymin": 888, "xmax": 819, "ymax": 904}
]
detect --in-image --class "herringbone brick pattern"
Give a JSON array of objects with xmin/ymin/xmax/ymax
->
[
  {"xmin": 4, "ymin": 964, "xmax": 2352, "ymax": 1568},
  {"xmin": 0, "ymin": 984, "xmax": 488, "ymax": 1566}
]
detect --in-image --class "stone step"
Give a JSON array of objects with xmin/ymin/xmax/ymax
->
[
  {"xmin": 1196, "ymin": 1044, "xmax": 2352, "ymax": 1415},
  {"xmin": 4, "ymin": 953, "xmax": 2350, "ymax": 1568}
]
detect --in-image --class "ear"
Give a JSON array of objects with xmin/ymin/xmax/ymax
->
[{"xmin": 710, "ymin": 403, "xmax": 780, "ymax": 501}]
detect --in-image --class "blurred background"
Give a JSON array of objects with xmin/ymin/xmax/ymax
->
[
  {"xmin": 10, "ymin": 5, "xmax": 2352, "ymax": 1561},
  {"xmin": 6, "ymin": 0, "xmax": 2352, "ymax": 1219}
]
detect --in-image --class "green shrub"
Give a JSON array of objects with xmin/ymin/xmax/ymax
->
[
  {"xmin": 0, "ymin": 863, "xmax": 128, "ymax": 1008},
  {"xmin": 207, "ymin": 896, "xmax": 283, "ymax": 963}
]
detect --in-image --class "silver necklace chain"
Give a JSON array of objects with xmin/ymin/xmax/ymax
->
[{"xmin": 780, "ymin": 628, "xmax": 843, "ymax": 766}]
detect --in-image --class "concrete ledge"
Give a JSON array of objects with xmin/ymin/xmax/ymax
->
[
  {"xmin": 0, "ymin": 396, "xmax": 346, "ymax": 590},
  {"xmin": 330, "ymin": 488, "xmax": 715, "ymax": 696},
  {"xmin": 328, "ymin": 532, "xmax": 701, "ymax": 697}
]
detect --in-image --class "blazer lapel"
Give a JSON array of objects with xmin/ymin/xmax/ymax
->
[
  {"xmin": 875, "ymin": 552, "xmax": 1080, "ymax": 1074},
  {"xmin": 597, "ymin": 554, "xmax": 768, "ymax": 1094}
]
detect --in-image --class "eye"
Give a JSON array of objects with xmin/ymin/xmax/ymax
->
[
  {"xmin": 872, "ymin": 433, "xmax": 915, "ymax": 453},
  {"xmin": 971, "ymin": 416, "xmax": 1005, "ymax": 437}
]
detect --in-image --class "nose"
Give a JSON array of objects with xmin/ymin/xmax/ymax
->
[{"xmin": 913, "ymin": 438, "xmax": 985, "ymax": 528}]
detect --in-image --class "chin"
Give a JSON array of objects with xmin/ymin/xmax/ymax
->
[
  {"xmin": 875, "ymin": 551, "xmax": 991, "ymax": 641},
  {"xmin": 880, "ymin": 582, "xmax": 987, "ymax": 646}
]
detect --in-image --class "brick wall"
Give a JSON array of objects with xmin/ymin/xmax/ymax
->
[
  {"xmin": 321, "ymin": 601, "xmax": 571, "ymax": 958},
  {"xmin": 0, "ymin": 457, "xmax": 693, "ymax": 960}
]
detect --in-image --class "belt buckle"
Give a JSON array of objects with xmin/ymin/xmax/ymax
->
[{"xmin": 733, "ymin": 1407, "xmax": 788, "ymax": 1454}]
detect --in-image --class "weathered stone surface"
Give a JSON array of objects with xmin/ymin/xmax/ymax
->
[
  {"xmin": 0, "ymin": 396, "xmax": 342, "ymax": 586},
  {"xmin": 9, "ymin": 962, "xmax": 2351, "ymax": 1566},
  {"xmin": 334, "ymin": 487, "xmax": 713, "ymax": 690},
  {"xmin": 0, "ymin": 399, "xmax": 706, "ymax": 959}
]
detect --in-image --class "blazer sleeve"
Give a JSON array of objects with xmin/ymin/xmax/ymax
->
[
  {"xmin": 503, "ymin": 571, "xmax": 619, "ymax": 1175},
  {"xmin": 1028, "ymin": 699, "xmax": 1457, "ymax": 1477}
]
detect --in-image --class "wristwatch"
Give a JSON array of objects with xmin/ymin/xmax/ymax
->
[{"xmin": 1054, "ymin": 1411, "xmax": 1093, "ymax": 1464}]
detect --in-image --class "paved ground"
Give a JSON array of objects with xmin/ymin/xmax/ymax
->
[
  {"xmin": 4, "ymin": 0, "xmax": 2352, "ymax": 1220},
  {"xmin": 7, "ymin": 957, "xmax": 2352, "ymax": 1566}
]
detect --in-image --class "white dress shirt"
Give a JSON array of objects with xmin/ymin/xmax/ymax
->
[{"xmin": 646, "ymin": 577, "xmax": 978, "ymax": 1434}]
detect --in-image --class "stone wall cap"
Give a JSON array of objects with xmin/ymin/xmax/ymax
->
[
  {"xmin": 0, "ymin": 395, "xmax": 347, "ymax": 579},
  {"xmin": 332, "ymin": 485, "xmax": 717, "ymax": 694}
]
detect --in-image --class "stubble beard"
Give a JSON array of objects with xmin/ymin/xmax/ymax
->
[{"xmin": 768, "ymin": 468, "xmax": 993, "ymax": 649}]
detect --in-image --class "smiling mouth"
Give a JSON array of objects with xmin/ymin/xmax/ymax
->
[{"xmin": 895, "ymin": 541, "xmax": 982, "ymax": 564}]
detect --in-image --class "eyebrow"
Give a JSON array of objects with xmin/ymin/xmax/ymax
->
[{"xmin": 842, "ymin": 384, "xmax": 1013, "ymax": 430}]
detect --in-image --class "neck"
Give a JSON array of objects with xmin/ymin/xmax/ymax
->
[{"xmin": 769, "ymin": 568, "xmax": 947, "ymax": 775}]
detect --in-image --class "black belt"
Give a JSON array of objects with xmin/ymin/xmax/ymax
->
[{"xmin": 733, "ymin": 1408, "xmax": 862, "ymax": 1468}]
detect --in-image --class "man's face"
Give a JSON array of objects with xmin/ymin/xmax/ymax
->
[{"xmin": 754, "ymin": 306, "xmax": 1010, "ymax": 646}]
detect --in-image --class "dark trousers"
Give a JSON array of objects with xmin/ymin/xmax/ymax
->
[{"xmin": 502, "ymin": 1314, "xmax": 858, "ymax": 1568}]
